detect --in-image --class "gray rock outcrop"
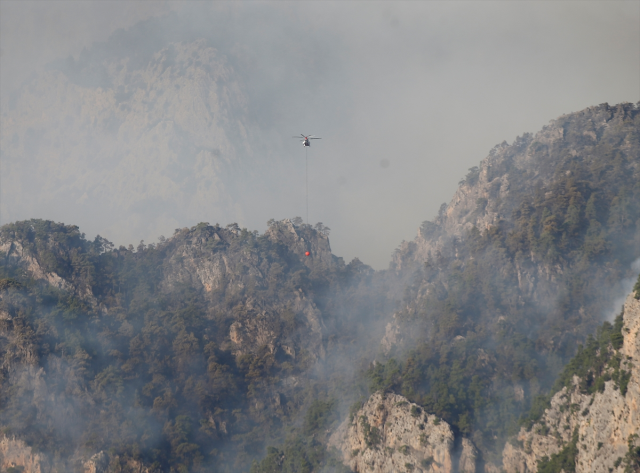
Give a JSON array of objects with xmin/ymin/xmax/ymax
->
[
  {"xmin": 330, "ymin": 391, "xmax": 478, "ymax": 472},
  {"xmin": 0, "ymin": 436, "xmax": 47, "ymax": 473},
  {"xmin": 83, "ymin": 451, "xmax": 108, "ymax": 473},
  {"xmin": 160, "ymin": 220, "xmax": 329, "ymax": 361}
]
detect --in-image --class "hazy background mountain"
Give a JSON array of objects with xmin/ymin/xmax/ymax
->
[
  {"xmin": 1, "ymin": 102, "xmax": 638, "ymax": 473},
  {"xmin": 2, "ymin": 1, "xmax": 639, "ymax": 268}
]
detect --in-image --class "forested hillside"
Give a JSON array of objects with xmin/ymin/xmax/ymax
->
[
  {"xmin": 372, "ymin": 102, "xmax": 640, "ymax": 465},
  {"xmin": 1, "ymin": 102, "xmax": 639, "ymax": 473},
  {"xmin": 0, "ymin": 219, "xmax": 390, "ymax": 472}
]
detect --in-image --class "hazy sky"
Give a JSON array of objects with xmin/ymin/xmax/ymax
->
[{"xmin": 1, "ymin": 1, "xmax": 639, "ymax": 269}]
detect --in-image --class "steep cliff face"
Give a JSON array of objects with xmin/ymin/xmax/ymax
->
[
  {"xmin": 387, "ymin": 103, "xmax": 640, "ymax": 326},
  {"xmin": 386, "ymin": 103, "xmax": 640, "ymax": 352},
  {"xmin": 0, "ymin": 240, "xmax": 72, "ymax": 294},
  {"xmin": 329, "ymin": 391, "xmax": 478, "ymax": 473},
  {"xmin": 161, "ymin": 219, "xmax": 334, "ymax": 294},
  {"xmin": 264, "ymin": 220, "xmax": 335, "ymax": 270},
  {"xmin": 502, "ymin": 292, "xmax": 640, "ymax": 472},
  {"xmin": 0, "ymin": 436, "xmax": 47, "ymax": 473}
]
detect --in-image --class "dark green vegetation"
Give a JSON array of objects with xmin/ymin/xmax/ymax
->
[
  {"xmin": 249, "ymin": 399, "xmax": 350, "ymax": 473},
  {"xmin": 368, "ymin": 103, "xmax": 640, "ymax": 462},
  {"xmin": 519, "ymin": 309, "xmax": 629, "ymax": 431},
  {"xmin": 554, "ymin": 311, "xmax": 630, "ymax": 396},
  {"xmin": 536, "ymin": 428, "xmax": 579, "ymax": 473},
  {"xmin": 0, "ymin": 219, "xmax": 388, "ymax": 472},
  {"xmin": 623, "ymin": 434, "xmax": 640, "ymax": 473},
  {"xmin": 5, "ymin": 467, "xmax": 26, "ymax": 473}
]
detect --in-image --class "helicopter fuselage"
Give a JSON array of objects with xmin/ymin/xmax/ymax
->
[{"xmin": 294, "ymin": 134, "xmax": 320, "ymax": 146}]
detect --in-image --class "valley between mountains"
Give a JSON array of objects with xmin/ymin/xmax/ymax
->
[{"xmin": 1, "ymin": 102, "xmax": 639, "ymax": 472}]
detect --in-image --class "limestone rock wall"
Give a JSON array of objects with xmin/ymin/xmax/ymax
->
[
  {"xmin": 0, "ymin": 440, "xmax": 149, "ymax": 473},
  {"xmin": 83, "ymin": 452, "xmax": 108, "ymax": 473},
  {"xmin": 264, "ymin": 219, "xmax": 334, "ymax": 270},
  {"xmin": 0, "ymin": 436, "xmax": 47, "ymax": 473},
  {"xmin": 0, "ymin": 241, "xmax": 71, "ymax": 293},
  {"xmin": 227, "ymin": 292, "xmax": 325, "ymax": 361},
  {"xmin": 329, "ymin": 391, "xmax": 477, "ymax": 473},
  {"xmin": 502, "ymin": 292, "xmax": 640, "ymax": 472},
  {"xmin": 161, "ymin": 221, "xmax": 328, "ymax": 361},
  {"xmin": 0, "ymin": 231, "xmax": 96, "ymax": 306}
]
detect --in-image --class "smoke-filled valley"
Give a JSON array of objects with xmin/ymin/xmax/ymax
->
[
  {"xmin": 1, "ymin": 102, "xmax": 639, "ymax": 472},
  {"xmin": 2, "ymin": 3, "xmax": 640, "ymax": 472}
]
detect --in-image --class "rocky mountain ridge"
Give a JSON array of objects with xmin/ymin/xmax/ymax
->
[
  {"xmin": 0, "ymin": 217, "xmax": 387, "ymax": 472},
  {"xmin": 367, "ymin": 101, "xmax": 640, "ymax": 466},
  {"xmin": 385, "ymin": 102, "xmax": 640, "ymax": 354},
  {"xmin": 0, "ymin": 219, "xmax": 337, "ymax": 365},
  {"xmin": 394, "ymin": 102, "xmax": 639, "ymax": 272},
  {"xmin": 1, "ymin": 102, "xmax": 639, "ymax": 473}
]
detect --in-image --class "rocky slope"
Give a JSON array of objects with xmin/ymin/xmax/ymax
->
[
  {"xmin": 386, "ymin": 102, "xmax": 640, "ymax": 354},
  {"xmin": 329, "ymin": 391, "xmax": 478, "ymax": 473},
  {"xmin": 370, "ymin": 102, "xmax": 640, "ymax": 463},
  {"xmin": 0, "ymin": 218, "xmax": 388, "ymax": 472},
  {"xmin": 502, "ymin": 291, "xmax": 640, "ymax": 473}
]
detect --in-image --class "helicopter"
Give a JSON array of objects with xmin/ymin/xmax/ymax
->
[{"xmin": 293, "ymin": 134, "xmax": 321, "ymax": 147}]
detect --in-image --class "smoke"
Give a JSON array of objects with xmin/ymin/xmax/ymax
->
[
  {"xmin": 1, "ymin": 1, "xmax": 639, "ymax": 269},
  {"xmin": 0, "ymin": 5, "xmax": 639, "ymax": 466},
  {"xmin": 606, "ymin": 257, "xmax": 640, "ymax": 321}
]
